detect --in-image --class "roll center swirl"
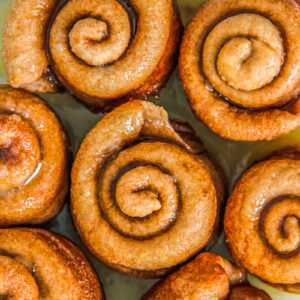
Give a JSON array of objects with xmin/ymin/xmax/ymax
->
[
  {"xmin": 98, "ymin": 142, "xmax": 181, "ymax": 240},
  {"xmin": 217, "ymin": 37, "xmax": 282, "ymax": 91},
  {"xmin": 116, "ymin": 166, "xmax": 165, "ymax": 218},
  {"xmin": 67, "ymin": 1, "xmax": 131, "ymax": 66},
  {"xmin": 0, "ymin": 114, "xmax": 40, "ymax": 191},
  {"xmin": 0, "ymin": 255, "xmax": 39, "ymax": 300},
  {"xmin": 260, "ymin": 196, "xmax": 300, "ymax": 257},
  {"xmin": 203, "ymin": 13, "xmax": 285, "ymax": 107}
]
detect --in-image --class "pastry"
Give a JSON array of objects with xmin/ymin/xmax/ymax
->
[
  {"xmin": 71, "ymin": 100, "xmax": 225, "ymax": 277},
  {"xmin": 3, "ymin": 0, "xmax": 182, "ymax": 111},
  {"xmin": 0, "ymin": 86, "xmax": 69, "ymax": 227},
  {"xmin": 142, "ymin": 252, "xmax": 272, "ymax": 299},
  {"xmin": 0, "ymin": 227, "xmax": 104, "ymax": 299},
  {"xmin": 179, "ymin": 0, "xmax": 300, "ymax": 141},
  {"xmin": 225, "ymin": 148, "xmax": 300, "ymax": 293}
]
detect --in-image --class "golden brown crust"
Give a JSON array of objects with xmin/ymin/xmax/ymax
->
[
  {"xmin": 71, "ymin": 100, "xmax": 225, "ymax": 278},
  {"xmin": 3, "ymin": 0, "xmax": 182, "ymax": 110},
  {"xmin": 49, "ymin": 0, "xmax": 182, "ymax": 111},
  {"xmin": 123, "ymin": 1, "xmax": 182, "ymax": 102},
  {"xmin": 2, "ymin": 0, "xmax": 60, "ymax": 92},
  {"xmin": 179, "ymin": 0, "xmax": 300, "ymax": 141},
  {"xmin": 224, "ymin": 148, "xmax": 300, "ymax": 290},
  {"xmin": 228, "ymin": 286, "xmax": 272, "ymax": 300},
  {"xmin": 142, "ymin": 252, "xmax": 271, "ymax": 300},
  {"xmin": 0, "ymin": 85, "xmax": 69, "ymax": 227},
  {"xmin": 0, "ymin": 228, "xmax": 105, "ymax": 299},
  {"xmin": 170, "ymin": 122, "xmax": 227, "ymax": 250}
]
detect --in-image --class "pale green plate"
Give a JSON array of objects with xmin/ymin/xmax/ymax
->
[{"xmin": 0, "ymin": 1, "xmax": 299, "ymax": 299}]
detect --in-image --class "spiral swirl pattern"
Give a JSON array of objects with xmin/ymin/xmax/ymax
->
[
  {"xmin": 179, "ymin": 0, "xmax": 300, "ymax": 141},
  {"xmin": 71, "ymin": 100, "xmax": 224, "ymax": 277},
  {"xmin": 0, "ymin": 228, "xmax": 104, "ymax": 299},
  {"xmin": 3, "ymin": 0, "xmax": 182, "ymax": 110},
  {"xmin": 142, "ymin": 252, "xmax": 272, "ymax": 300},
  {"xmin": 0, "ymin": 114, "xmax": 40, "ymax": 191},
  {"xmin": 225, "ymin": 149, "xmax": 300, "ymax": 287},
  {"xmin": 260, "ymin": 195, "xmax": 300, "ymax": 257},
  {"xmin": 0, "ymin": 86, "xmax": 69, "ymax": 227}
]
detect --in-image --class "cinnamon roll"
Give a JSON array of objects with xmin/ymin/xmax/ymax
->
[
  {"xmin": 179, "ymin": 0, "xmax": 300, "ymax": 141},
  {"xmin": 142, "ymin": 252, "xmax": 272, "ymax": 300},
  {"xmin": 0, "ymin": 228, "xmax": 104, "ymax": 299},
  {"xmin": 0, "ymin": 86, "xmax": 69, "ymax": 227},
  {"xmin": 3, "ymin": 0, "xmax": 182, "ymax": 111},
  {"xmin": 71, "ymin": 100, "xmax": 225, "ymax": 277},
  {"xmin": 224, "ymin": 148, "xmax": 300, "ymax": 292}
]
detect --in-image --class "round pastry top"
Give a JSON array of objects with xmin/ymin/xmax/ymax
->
[
  {"xmin": 0, "ymin": 228, "xmax": 104, "ymax": 299},
  {"xmin": 0, "ymin": 85, "xmax": 69, "ymax": 227},
  {"xmin": 225, "ymin": 150, "xmax": 300, "ymax": 284},
  {"xmin": 179, "ymin": 0, "xmax": 300, "ymax": 141},
  {"xmin": 71, "ymin": 100, "xmax": 224, "ymax": 276}
]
